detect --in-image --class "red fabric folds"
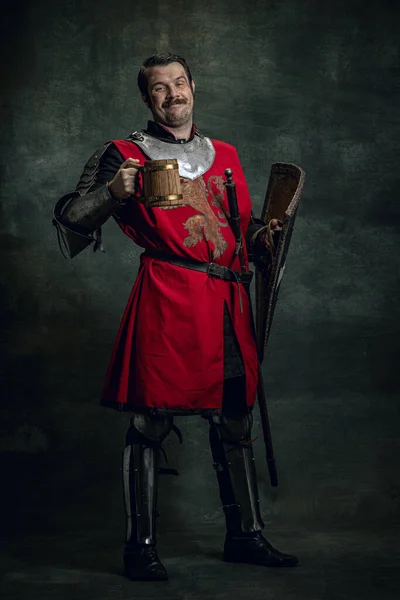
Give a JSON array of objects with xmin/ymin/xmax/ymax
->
[{"xmin": 102, "ymin": 138, "xmax": 259, "ymax": 412}]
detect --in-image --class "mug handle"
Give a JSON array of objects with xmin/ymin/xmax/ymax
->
[{"xmin": 133, "ymin": 165, "xmax": 146, "ymax": 203}]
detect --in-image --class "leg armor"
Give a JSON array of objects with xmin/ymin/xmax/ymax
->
[
  {"xmin": 209, "ymin": 408, "xmax": 264, "ymax": 534},
  {"xmin": 123, "ymin": 413, "xmax": 173, "ymax": 546},
  {"xmin": 209, "ymin": 378, "xmax": 298, "ymax": 568}
]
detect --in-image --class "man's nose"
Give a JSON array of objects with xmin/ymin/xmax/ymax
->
[{"xmin": 167, "ymin": 85, "xmax": 180, "ymax": 99}]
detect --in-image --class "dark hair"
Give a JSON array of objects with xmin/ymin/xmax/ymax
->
[{"xmin": 137, "ymin": 53, "xmax": 193, "ymax": 101}]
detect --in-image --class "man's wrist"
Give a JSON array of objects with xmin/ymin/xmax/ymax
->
[{"xmin": 106, "ymin": 182, "xmax": 126, "ymax": 206}]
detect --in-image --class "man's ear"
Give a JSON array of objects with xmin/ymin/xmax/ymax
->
[
  {"xmin": 191, "ymin": 80, "xmax": 195, "ymax": 95},
  {"xmin": 141, "ymin": 94, "xmax": 150, "ymax": 109}
]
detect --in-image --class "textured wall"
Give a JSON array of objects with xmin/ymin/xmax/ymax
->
[{"xmin": 1, "ymin": 0, "xmax": 399, "ymax": 536}]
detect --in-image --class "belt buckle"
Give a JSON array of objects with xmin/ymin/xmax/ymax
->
[{"xmin": 208, "ymin": 263, "xmax": 227, "ymax": 279}]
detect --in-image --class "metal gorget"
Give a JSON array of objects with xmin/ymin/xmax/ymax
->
[{"xmin": 127, "ymin": 131, "xmax": 215, "ymax": 181}]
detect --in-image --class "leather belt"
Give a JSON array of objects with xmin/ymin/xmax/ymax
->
[{"xmin": 143, "ymin": 248, "xmax": 253, "ymax": 285}]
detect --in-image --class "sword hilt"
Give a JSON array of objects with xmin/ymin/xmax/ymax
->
[
  {"xmin": 224, "ymin": 168, "xmax": 239, "ymax": 221},
  {"xmin": 224, "ymin": 167, "xmax": 233, "ymax": 184},
  {"xmin": 224, "ymin": 168, "xmax": 244, "ymax": 267}
]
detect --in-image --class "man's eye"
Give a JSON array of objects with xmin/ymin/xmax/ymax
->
[{"xmin": 155, "ymin": 86, "xmax": 165, "ymax": 92}]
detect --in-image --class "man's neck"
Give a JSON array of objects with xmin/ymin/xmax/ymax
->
[{"xmin": 156, "ymin": 121, "xmax": 193, "ymax": 141}]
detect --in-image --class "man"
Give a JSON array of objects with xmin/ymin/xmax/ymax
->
[{"xmin": 54, "ymin": 53, "xmax": 297, "ymax": 581}]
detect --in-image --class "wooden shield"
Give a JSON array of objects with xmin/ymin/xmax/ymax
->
[{"xmin": 255, "ymin": 163, "xmax": 306, "ymax": 363}]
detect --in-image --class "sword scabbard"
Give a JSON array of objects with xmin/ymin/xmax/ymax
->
[{"xmin": 224, "ymin": 167, "xmax": 278, "ymax": 487}]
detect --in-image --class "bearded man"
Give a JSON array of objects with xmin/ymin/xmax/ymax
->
[{"xmin": 53, "ymin": 53, "xmax": 298, "ymax": 581}]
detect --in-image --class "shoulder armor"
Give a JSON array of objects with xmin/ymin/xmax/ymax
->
[
  {"xmin": 126, "ymin": 130, "xmax": 145, "ymax": 142},
  {"xmin": 75, "ymin": 141, "xmax": 113, "ymax": 194}
]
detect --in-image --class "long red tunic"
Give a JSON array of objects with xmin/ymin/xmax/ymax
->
[{"xmin": 102, "ymin": 137, "xmax": 259, "ymax": 412}]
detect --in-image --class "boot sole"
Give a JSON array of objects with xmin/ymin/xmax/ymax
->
[
  {"xmin": 223, "ymin": 553, "xmax": 299, "ymax": 568},
  {"xmin": 124, "ymin": 569, "xmax": 168, "ymax": 582}
]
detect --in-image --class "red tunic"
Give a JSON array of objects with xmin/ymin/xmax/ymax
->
[{"xmin": 102, "ymin": 137, "xmax": 259, "ymax": 412}]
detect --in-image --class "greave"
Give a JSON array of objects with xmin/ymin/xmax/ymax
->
[
  {"xmin": 209, "ymin": 411, "xmax": 264, "ymax": 533},
  {"xmin": 123, "ymin": 443, "xmax": 158, "ymax": 545},
  {"xmin": 123, "ymin": 413, "xmax": 173, "ymax": 546}
]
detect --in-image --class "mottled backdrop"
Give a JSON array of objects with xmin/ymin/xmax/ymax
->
[{"xmin": 1, "ymin": 0, "xmax": 399, "ymax": 544}]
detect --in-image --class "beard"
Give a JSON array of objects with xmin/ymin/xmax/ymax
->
[{"xmin": 156, "ymin": 98, "xmax": 194, "ymax": 127}]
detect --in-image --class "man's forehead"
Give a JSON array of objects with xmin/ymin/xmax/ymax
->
[{"xmin": 146, "ymin": 63, "xmax": 188, "ymax": 85}]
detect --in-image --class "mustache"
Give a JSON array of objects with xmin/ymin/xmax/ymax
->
[{"xmin": 163, "ymin": 98, "xmax": 188, "ymax": 108}]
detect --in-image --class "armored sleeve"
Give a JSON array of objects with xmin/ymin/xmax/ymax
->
[
  {"xmin": 245, "ymin": 211, "xmax": 268, "ymax": 264},
  {"xmin": 246, "ymin": 211, "xmax": 282, "ymax": 270},
  {"xmin": 53, "ymin": 144, "xmax": 126, "ymax": 258}
]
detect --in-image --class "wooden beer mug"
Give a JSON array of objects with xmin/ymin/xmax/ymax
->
[{"xmin": 138, "ymin": 159, "xmax": 184, "ymax": 208}]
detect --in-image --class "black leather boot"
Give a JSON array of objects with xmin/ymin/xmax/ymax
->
[
  {"xmin": 123, "ymin": 544, "xmax": 168, "ymax": 581},
  {"xmin": 122, "ymin": 414, "xmax": 172, "ymax": 582},
  {"xmin": 209, "ymin": 405, "xmax": 298, "ymax": 568},
  {"xmin": 224, "ymin": 531, "xmax": 298, "ymax": 567}
]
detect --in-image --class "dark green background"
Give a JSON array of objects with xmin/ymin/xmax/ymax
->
[{"xmin": 1, "ymin": 0, "xmax": 399, "ymax": 542}]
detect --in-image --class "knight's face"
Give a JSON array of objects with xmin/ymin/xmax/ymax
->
[{"xmin": 143, "ymin": 62, "xmax": 195, "ymax": 128}]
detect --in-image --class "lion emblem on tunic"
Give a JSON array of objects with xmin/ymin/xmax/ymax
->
[{"xmin": 161, "ymin": 174, "xmax": 229, "ymax": 259}]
